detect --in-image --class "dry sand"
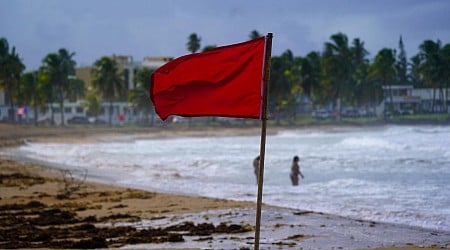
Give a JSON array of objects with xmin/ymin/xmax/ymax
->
[{"xmin": 0, "ymin": 123, "xmax": 449, "ymax": 249}]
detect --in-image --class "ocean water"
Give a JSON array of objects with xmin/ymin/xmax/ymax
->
[{"xmin": 3, "ymin": 125, "xmax": 450, "ymax": 232}]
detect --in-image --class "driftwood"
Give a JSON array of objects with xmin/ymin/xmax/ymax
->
[{"xmin": 57, "ymin": 169, "xmax": 87, "ymax": 199}]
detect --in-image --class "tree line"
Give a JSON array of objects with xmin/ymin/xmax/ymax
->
[
  {"xmin": 261, "ymin": 32, "xmax": 449, "ymax": 118},
  {"xmin": 1, "ymin": 31, "xmax": 449, "ymax": 125}
]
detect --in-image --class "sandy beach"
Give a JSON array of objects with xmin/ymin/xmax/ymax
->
[{"xmin": 1, "ymin": 123, "xmax": 449, "ymax": 249}]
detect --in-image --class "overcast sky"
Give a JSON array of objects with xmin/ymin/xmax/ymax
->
[{"xmin": 1, "ymin": 0, "xmax": 449, "ymax": 71}]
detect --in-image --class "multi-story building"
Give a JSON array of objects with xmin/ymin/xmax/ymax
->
[
  {"xmin": 412, "ymin": 88, "xmax": 450, "ymax": 113},
  {"xmin": 381, "ymin": 85, "xmax": 449, "ymax": 115},
  {"xmin": 76, "ymin": 55, "xmax": 172, "ymax": 93},
  {"xmin": 142, "ymin": 56, "xmax": 172, "ymax": 69},
  {"xmin": 381, "ymin": 85, "xmax": 421, "ymax": 114}
]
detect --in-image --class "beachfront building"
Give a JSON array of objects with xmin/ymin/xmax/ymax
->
[
  {"xmin": 142, "ymin": 56, "xmax": 172, "ymax": 70},
  {"xmin": 76, "ymin": 55, "xmax": 172, "ymax": 93},
  {"xmin": 380, "ymin": 85, "xmax": 421, "ymax": 115},
  {"xmin": 10, "ymin": 101, "xmax": 146, "ymax": 126},
  {"xmin": 77, "ymin": 55, "xmax": 151, "ymax": 91},
  {"xmin": 380, "ymin": 85, "xmax": 450, "ymax": 115},
  {"xmin": 111, "ymin": 55, "xmax": 138, "ymax": 91},
  {"xmin": 412, "ymin": 88, "xmax": 450, "ymax": 113}
]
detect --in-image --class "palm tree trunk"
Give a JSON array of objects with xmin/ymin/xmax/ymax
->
[
  {"xmin": 109, "ymin": 101, "xmax": 113, "ymax": 126},
  {"xmin": 432, "ymin": 88, "xmax": 436, "ymax": 113},
  {"xmin": 445, "ymin": 87, "xmax": 449, "ymax": 113},
  {"xmin": 439, "ymin": 86, "xmax": 445, "ymax": 113},
  {"xmin": 48, "ymin": 90, "xmax": 55, "ymax": 125},
  {"xmin": 387, "ymin": 81, "xmax": 394, "ymax": 115},
  {"xmin": 7, "ymin": 90, "xmax": 15, "ymax": 123},
  {"xmin": 59, "ymin": 89, "xmax": 65, "ymax": 126},
  {"xmin": 33, "ymin": 103, "xmax": 38, "ymax": 126},
  {"xmin": 335, "ymin": 84, "xmax": 342, "ymax": 120},
  {"xmin": 50, "ymin": 102, "xmax": 55, "ymax": 125}
]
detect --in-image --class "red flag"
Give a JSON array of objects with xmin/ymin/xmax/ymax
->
[{"xmin": 150, "ymin": 37, "xmax": 266, "ymax": 121}]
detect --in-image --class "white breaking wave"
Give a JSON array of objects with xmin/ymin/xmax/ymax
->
[{"xmin": 2, "ymin": 125, "xmax": 449, "ymax": 232}]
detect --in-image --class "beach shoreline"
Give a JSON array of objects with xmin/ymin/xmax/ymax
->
[{"xmin": 1, "ymin": 123, "xmax": 449, "ymax": 249}]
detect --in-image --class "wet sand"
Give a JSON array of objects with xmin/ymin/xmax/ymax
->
[{"xmin": 1, "ymin": 124, "xmax": 449, "ymax": 249}]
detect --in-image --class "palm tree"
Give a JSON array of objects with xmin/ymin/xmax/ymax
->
[
  {"xmin": 187, "ymin": 33, "xmax": 201, "ymax": 54},
  {"xmin": 354, "ymin": 60, "xmax": 374, "ymax": 107},
  {"xmin": 185, "ymin": 33, "xmax": 201, "ymax": 126},
  {"xmin": 81, "ymin": 94, "xmax": 102, "ymax": 121},
  {"xmin": 41, "ymin": 49, "xmax": 76, "ymax": 125},
  {"xmin": 91, "ymin": 56, "xmax": 124, "ymax": 126},
  {"xmin": 351, "ymin": 38, "xmax": 369, "ymax": 67},
  {"xmin": 350, "ymin": 38, "xmax": 370, "ymax": 107},
  {"xmin": 416, "ymin": 40, "xmax": 444, "ymax": 112},
  {"xmin": 34, "ymin": 72, "xmax": 52, "ymax": 125},
  {"xmin": 300, "ymin": 52, "xmax": 322, "ymax": 101},
  {"xmin": 201, "ymin": 45, "xmax": 217, "ymax": 52},
  {"xmin": 440, "ymin": 43, "xmax": 450, "ymax": 113},
  {"xmin": 36, "ymin": 67, "xmax": 56, "ymax": 124},
  {"xmin": 367, "ymin": 48, "xmax": 397, "ymax": 114},
  {"xmin": 0, "ymin": 38, "xmax": 25, "ymax": 122},
  {"xmin": 129, "ymin": 67, "xmax": 153, "ymax": 125},
  {"xmin": 321, "ymin": 32, "xmax": 353, "ymax": 113},
  {"xmin": 66, "ymin": 78, "xmax": 85, "ymax": 102},
  {"xmin": 285, "ymin": 56, "xmax": 303, "ymax": 120},
  {"xmin": 58, "ymin": 49, "xmax": 77, "ymax": 123},
  {"xmin": 249, "ymin": 30, "xmax": 262, "ymax": 40},
  {"xmin": 409, "ymin": 55, "xmax": 424, "ymax": 88},
  {"xmin": 18, "ymin": 71, "xmax": 49, "ymax": 125},
  {"xmin": 269, "ymin": 50, "xmax": 296, "ymax": 122},
  {"xmin": 40, "ymin": 53, "xmax": 59, "ymax": 124}
]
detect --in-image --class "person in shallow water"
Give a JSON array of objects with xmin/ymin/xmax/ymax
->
[
  {"xmin": 253, "ymin": 155, "xmax": 260, "ymax": 184},
  {"xmin": 290, "ymin": 155, "xmax": 304, "ymax": 186}
]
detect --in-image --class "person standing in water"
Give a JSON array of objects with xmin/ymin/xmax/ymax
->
[
  {"xmin": 253, "ymin": 155, "xmax": 260, "ymax": 184},
  {"xmin": 290, "ymin": 155, "xmax": 304, "ymax": 186}
]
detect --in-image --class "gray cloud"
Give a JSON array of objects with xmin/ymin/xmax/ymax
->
[{"xmin": 1, "ymin": 0, "xmax": 449, "ymax": 71}]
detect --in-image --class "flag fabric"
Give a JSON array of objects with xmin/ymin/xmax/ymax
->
[{"xmin": 150, "ymin": 37, "xmax": 266, "ymax": 121}]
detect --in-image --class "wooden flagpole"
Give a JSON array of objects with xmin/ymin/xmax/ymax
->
[{"xmin": 254, "ymin": 32, "xmax": 272, "ymax": 250}]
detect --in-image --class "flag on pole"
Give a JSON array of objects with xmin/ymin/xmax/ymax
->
[{"xmin": 150, "ymin": 37, "xmax": 266, "ymax": 121}]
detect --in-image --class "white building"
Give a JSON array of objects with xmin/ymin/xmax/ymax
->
[
  {"xmin": 381, "ymin": 85, "xmax": 449, "ymax": 115},
  {"xmin": 9, "ymin": 101, "xmax": 149, "ymax": 125},
  {"xmin": 412, "ymin": 88, "xmax": 450, "ymax": 113}
]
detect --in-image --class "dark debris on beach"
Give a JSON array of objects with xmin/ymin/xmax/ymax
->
[
  {"xmin": 0, "ymin": 171, "xmax": 254, "ymax": 249},
  {"xmin": 0, "ymin": 200, "xmax": 253, "ymax": 249}
]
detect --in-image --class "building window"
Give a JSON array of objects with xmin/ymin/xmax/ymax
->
[
  {"xmin": 65, "ymin": 107, "xmax": 72, "ymax": 114},
  {"xmin": 76, "ymin": 107, "xmax": 84, "ymax": 114}
]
